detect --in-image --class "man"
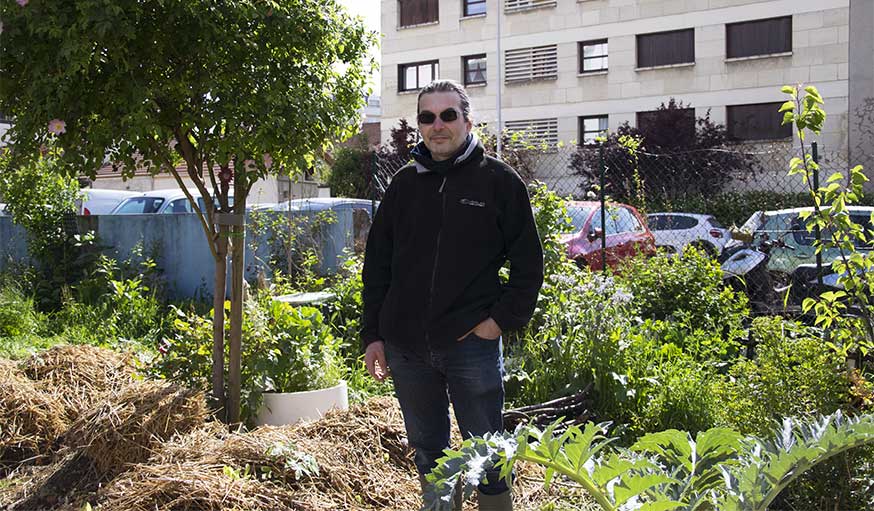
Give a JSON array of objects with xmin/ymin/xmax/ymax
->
[{"xmin": 361, "ymin": 80, "xmax": 543, "ymax": 511}]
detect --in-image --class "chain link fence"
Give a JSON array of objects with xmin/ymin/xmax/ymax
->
[{"xmin": 368, "ymin": 140, "xmax": 866, "ymax": 318}]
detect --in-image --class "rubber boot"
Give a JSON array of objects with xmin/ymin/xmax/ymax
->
[
  {"xmin": 419, "ymin": 474, "xmax": 463, "ymax": 510},
  {"xmin": 477, "ymin": 488, "xmax": 513, "ymax": 511}
]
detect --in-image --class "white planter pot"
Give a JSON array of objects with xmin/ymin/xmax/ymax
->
[{"xmin": 255, "ymin": 380, "xmax": 348, "ymax": 426}]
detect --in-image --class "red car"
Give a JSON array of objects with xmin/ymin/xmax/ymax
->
[{"xmin": 560, "ymin": 201, "xmax": 656, "ymax": 270}]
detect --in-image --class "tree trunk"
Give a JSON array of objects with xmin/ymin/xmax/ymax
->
[
  {"xmin": 212, "ymin": 226, "xmax": 228, "ymax": 421},
  {"xmin": 227, "ymin": 174, "xmax": 247, "ymax": 425}
]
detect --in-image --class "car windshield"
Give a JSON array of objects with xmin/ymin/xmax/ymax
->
[
  {"xmin": 114, "ymin": 197, "xmax": 165, "ymax": 214},
  {"xmin": 566, "ymin": 206, "xmax": 596, "ymax": 233}
]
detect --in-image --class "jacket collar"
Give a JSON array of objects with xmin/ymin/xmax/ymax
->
[{"xmin": 412, "ymin": 132, "xmax": 482, "ymax": 175}]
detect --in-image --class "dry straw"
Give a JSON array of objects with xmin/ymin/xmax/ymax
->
[
  {"xmin": 62, "ymin": 379, "xmax": 208, "ymax": 477},
  {"xmin": 0, "ymin": 365, "xmax": 68, "ymax": 472},
  {"xmin": 100, "ymin": 397, "xmax": 572, "ymax": 511},
  {"xmin": 21, "ymin": 344, "xmax": 138, "ymax": 419}
]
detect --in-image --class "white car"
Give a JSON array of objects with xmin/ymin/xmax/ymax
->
[
  {"xmin": 78, "ymin": 188, "xmax": 141, "ymax": 215},
  {"xmin": 646, "ymin": 212, "xmax": 730, "ymax": 256},
  {"xmin": 110, "ymin": 189, "xmax": 234, "ymax": 214}
]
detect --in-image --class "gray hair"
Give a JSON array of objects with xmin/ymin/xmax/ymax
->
[{"xmin": 417, "ymin": 79, "xmax": 472, "ymax": 121}]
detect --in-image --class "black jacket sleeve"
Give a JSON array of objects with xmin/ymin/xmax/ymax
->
[
  {"xmin": 360, "ymin": 177, "xmax": 397, "ymax": 349},
  {"xmin": 489, "ymin": 173, "xmax": 544, "ymax": 331}
]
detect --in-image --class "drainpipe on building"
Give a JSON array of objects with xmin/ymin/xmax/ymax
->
[{"xmin": 496, "ymin": 0, "xmax": 502, "ymax": 159}]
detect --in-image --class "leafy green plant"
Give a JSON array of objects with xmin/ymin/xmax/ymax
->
[
  {"xmin": 425, "ymin": 412, "xmax": 874, "ymax": 511},
  {"xmin": 154, "ymin": 293, "xmax": 344, "ymax": 421},
  {"xmin": 0, "ymin": 147, "xmax": 97, "ymax": 309},
  {"xmin": 0, "ymin": 282, "xmax": 44, "ymax": 338},
  {"xmin": 327, "ymin": 147, "xmax": 372, "ymax": 199},
  {"xmin": 780, "ymin": 84, "xmax": 874, "ymax": 357},
  {"xmin": 715, "ymin": 317, "xmax": 849, "ymax": 437},
  {"xmin": 617, "ymin": 248, "xmax": 748, "ymax": 361}
]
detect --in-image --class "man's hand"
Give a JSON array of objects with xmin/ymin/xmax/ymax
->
[
  {"xmin": 457, "ymin": 317, "xmax": 502, "ymax": 341},
  {"xmin": 364, "ymin": 340, "xmax": 390, "ymax": 382}
]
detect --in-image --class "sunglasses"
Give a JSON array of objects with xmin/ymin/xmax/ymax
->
[{"xmin": 417, "ymin": 108, "xmax": 460, "ymax": 125}]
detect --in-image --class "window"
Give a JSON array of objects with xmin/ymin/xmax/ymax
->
[
  {"xmin": 464, "ymin": 0, "xmax": 486, "ymax": 16},
  {"xmin": 399, "ymin": 0, "xmax": 439, "ymax": 27},
  {"xmin": 463, "ymin": 54, "xmax": 487, "ymax": 85},
  {"xmin": 505, "ymin": 44, "xmax": 558, "ymax": 83},
  {"xmin": 637, "ymin": 107, "xmax": 696, "ymax": 145},
  {"xmin": 579, "ymin": 39, "xmax": 608, "ymax": 73},
  {"xmin": 637, "ymin": 29, "xmax": 695, "ymax": 68},
  {"xmin": 505, "ymin": 0, "xmax": 557, "ymax": 13},
  {"xmin": 505, "ymin": 118, "xmax": 558, "ymax": 147},
  {"xmin": 591, "ymin": 206, "xmax": 642, "ymax": 235},
  {"xmin": 727, "ymin": 103, "xmax": 792, "ymax": 141},
  {"xmin": 114, "ymin": 197, "xmax": 165, "ymax": 214},
  {"xmin": 566, "ymin": 205, "xmax": 596, "ymax": 233},
  {"xmin": 398, "ymin": 60, "xmax": 439, "ymax": 92},
  {"xmin": 648, "ymin": 214, "xmax": 698, "ymax": 231},
  {"xmin": 727, "ymin": 17, "xmax": 792, "ymax": 59},
  {"xmin": 579, "ymin": 115, "xmax": 608, "ymax": 144},
  {"xmin": 614, "ymin": 207, "xmax": 644, "ymax": 234},
  {"xmin": 164, "ymin": 199, "xmax": 192, "ymax": 214}
]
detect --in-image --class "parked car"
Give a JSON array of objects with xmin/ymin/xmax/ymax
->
[
  {"xmin": 646, "ymin": 212, "xmax": 730, "ymax": 256},
  {"xmin": 255, "ymin": 197, "xmax": 379, "ymax": 219},
  {"xmin": 78, "ymin": 188, "xmax": 141, "ymax": 215},
  {"xmin": 110, "ymin": 189, "xmax": 234, "ymax": 214},
  {"xmin": 724, "ymin": 206, "xmax": 874, "ymax": 277},
  {"xmin": 561, "ymin": 201, "xmax": 656, "ymax": 270}
]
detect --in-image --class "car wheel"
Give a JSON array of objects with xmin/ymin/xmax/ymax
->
[{"xmin": 575, "ymin": 257, "xmax": 589, "ymax": 270}]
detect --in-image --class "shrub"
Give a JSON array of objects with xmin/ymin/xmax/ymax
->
[
  {"xmin": 154, "ymin": 292, "xmax": 344, "ymax": 422},
  {"xmin": 715, "ymin": 316, "xmax": 849, "ymax": 436},
  {"xmin": 0, "ymin": 283, "xmax": 44, "ymax": 338},
  {"xmin": 617, "ymin": 247, "xmax": 748, "ymax": 361},
  {"xmin": 623, "ymin": 336, "xmax": 723, "ymax": 436},
  {"xmin": 327, "ymin": 147, "xmax": 371, "ymax": 199}
]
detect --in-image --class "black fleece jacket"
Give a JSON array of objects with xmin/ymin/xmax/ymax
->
[{"xmin": 360, "ymin": 138, "xmax": 544, "ymax": 353}]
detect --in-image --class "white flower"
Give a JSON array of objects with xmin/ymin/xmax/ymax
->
[{"xmin": 48, "ymin": 119, "xmax": 66, "ymax": 135}]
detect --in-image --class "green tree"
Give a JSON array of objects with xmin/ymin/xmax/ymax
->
[
  {"xmin": 0, "ymin": 0, "xmax": 375, "ymax": 423},
  {"xmin": 0, "ymin": 147, "xmax": 85, "ymax": 307}
]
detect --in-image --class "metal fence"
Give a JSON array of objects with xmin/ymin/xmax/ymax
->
[{"xmin": 369, "ymin": 140, "xmax": 861, "ymax": 318}]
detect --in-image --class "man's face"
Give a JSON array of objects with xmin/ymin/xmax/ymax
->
[{"xmin": 417, "ymin": 91, "xmax": 472, "ymax": 162}]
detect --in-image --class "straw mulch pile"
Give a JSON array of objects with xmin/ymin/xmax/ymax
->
[
  {"xmin": 21, "ymin": 344, "xmax": 138, "ymax": 419},
  {"xmin": 0, "ymin": 345, "xmax": 140, "ymax": 475},
  {"xmin": 2, "ymin": 345, "xmax": 586, "ymax": 510},
  {"xmin": 98, "ymin": 397, "xmax": 581, "ymax": 511},
  {"xmin": 99, "ymin": 397, "xmax": 421, "ymax": 511},
  {"xmin": 61, "ymin": 380, "xmax": 208, "ymax": 477},
  {"xmin": 0, "ymin": 364, "xmax": 68, "ymax": 471}
]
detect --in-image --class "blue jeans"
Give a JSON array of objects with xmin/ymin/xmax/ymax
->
[{"xmin": 385, "ymin": 334, "xmax": 509, "ymax": 495}]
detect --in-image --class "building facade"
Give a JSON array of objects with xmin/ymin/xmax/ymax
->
[{"xmin": 382, "ymin": 0, "xmax": 873, "ymax": 171}]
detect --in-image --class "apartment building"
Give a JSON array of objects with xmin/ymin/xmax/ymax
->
[{"xmin": 382, "ymin": 0, "xmax": 874, "ymax": 173}]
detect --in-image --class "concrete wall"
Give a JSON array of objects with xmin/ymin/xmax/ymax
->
[
  {"xmin": 382, "ymin": 0, "xmax": 850, "ymax": 153},
  {"xmin": 0, "ymin": 211, "xmax": 367, "ymax": 300},
  {"xmin": 849, "ymin": 0, "xmax": 874, "ymax": 172}
]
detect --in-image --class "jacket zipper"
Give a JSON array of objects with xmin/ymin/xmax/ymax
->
[{"xmin": 424, "ymin": 176, "xmax": 448, "ymax": 346}]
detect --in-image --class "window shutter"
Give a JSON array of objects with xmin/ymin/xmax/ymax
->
[
  {"xmin": 399, "ymin": 0, "xmax": 439, "ymax": 27},
  {"xmin": 637, "ymin": 29, "xmax": 695, "ymax": 67},
  {"xmin": 504, "ymin": 0, "xmax": 557, "ymax": 13},
  {"xmin": 727, "ymin": 103, "xmax": 792, "ymax": 141},
  {"xmin": 505, "ymin": 44, "xmax": 558, "ymax": 83},
  {"xmin": 727, "ymin": 17, "xmax": 792, "ymax": 58},
  {"xmin": 505, "ymin": 118, "xmax": 559, "ymax": 147}
]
